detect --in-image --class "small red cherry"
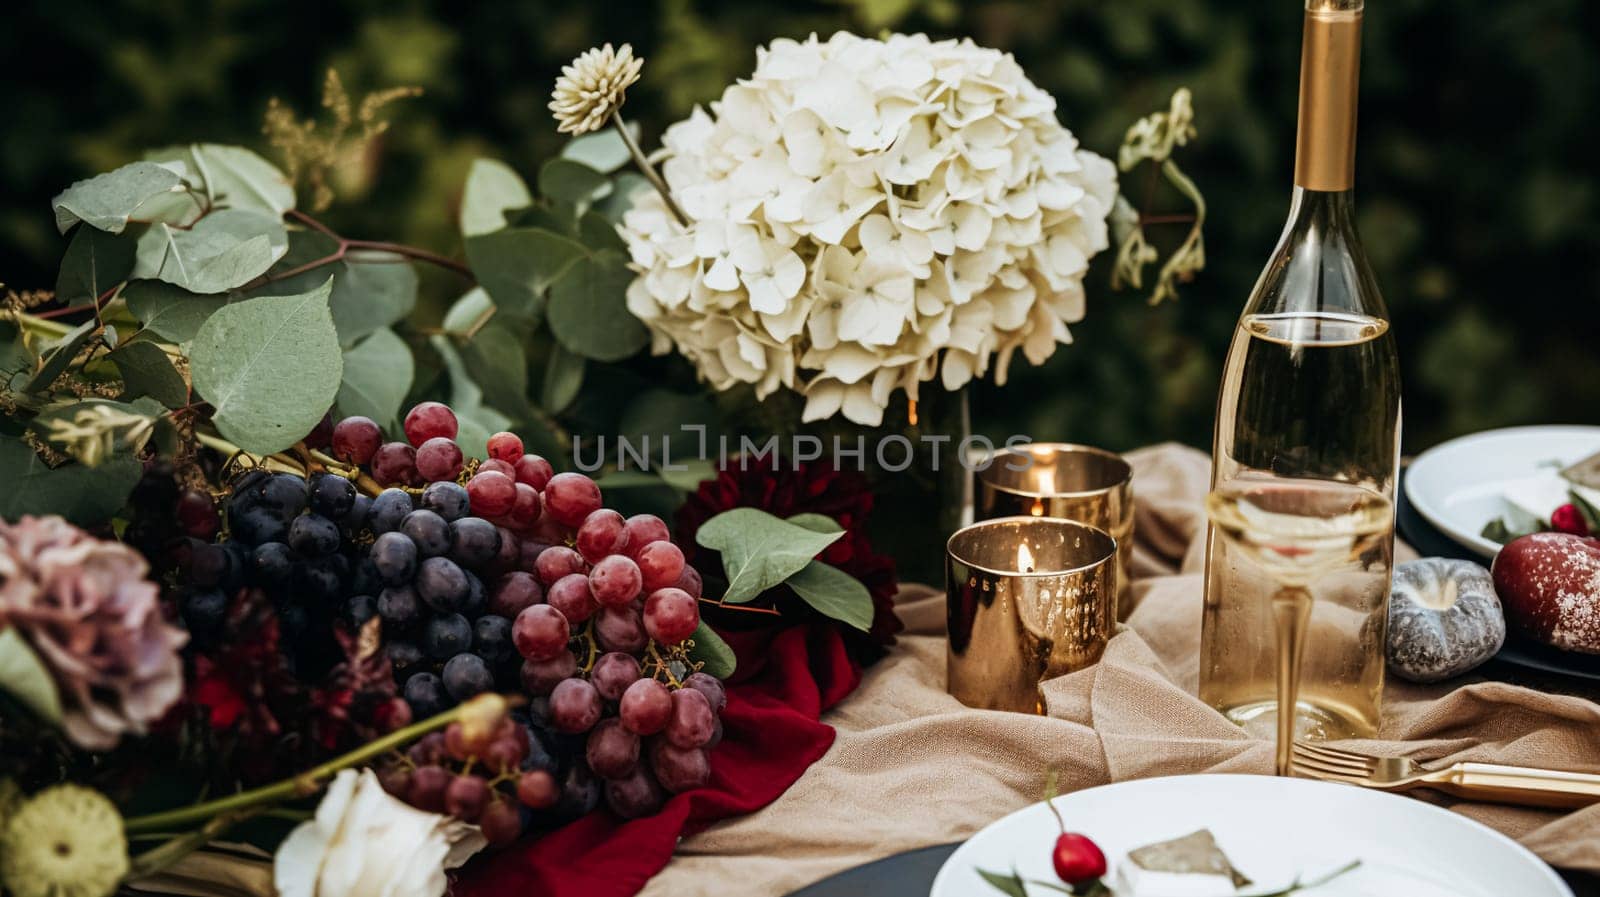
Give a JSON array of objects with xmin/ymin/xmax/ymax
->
[
  {"xmin": 1053, "ymin": 832, "xmax": 1107, "ymax": 886},
  {"xmin": 1551, "ymin": 503, "xmax": 1591, "ymax": 537}
]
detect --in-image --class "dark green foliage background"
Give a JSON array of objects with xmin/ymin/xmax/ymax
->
[{"xmin": 4, "ymin": 0, "xmax": 1597, "ymax": 453}]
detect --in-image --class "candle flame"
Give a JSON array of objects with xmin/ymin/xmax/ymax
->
[
  {"xmin": 1030, "ymin": 468, "xmax": 1053, "ymax": 516},
  {"xmin": 1017, "ymin": 542, "xmax": 1036, "ymax": 574}
]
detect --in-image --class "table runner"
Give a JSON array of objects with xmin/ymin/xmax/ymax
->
[{"xmin": 641, "ymin": 443, "xmax": 1600, "ymax": 897}]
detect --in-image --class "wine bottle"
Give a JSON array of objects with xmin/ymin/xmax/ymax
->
[{"xmin": 1198, "ymin": 0, "xmax": 1401, "ymax": 742}]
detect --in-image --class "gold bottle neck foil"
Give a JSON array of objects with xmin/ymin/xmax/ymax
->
[{"xmin": 1294, "ymin": 4, "xmax": 1363, "ymax": 192}]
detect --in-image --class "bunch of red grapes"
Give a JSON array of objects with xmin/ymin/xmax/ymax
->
[{"xmin": 331, "ymin": 401, "xmax": 724, "ymax": 828}]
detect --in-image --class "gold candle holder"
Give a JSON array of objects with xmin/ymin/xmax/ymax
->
[
  {"xmin": 946, "ymin": 516, "xmax": 1118, "ymax": 714},
  {"xmin": 974, "ymin": 443, "xmax": 1134, "ymax": 615}
]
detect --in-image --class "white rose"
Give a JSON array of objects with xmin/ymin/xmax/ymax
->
[{"xmin": 274, "ymin": 769, "xmax": 486, "ymax": 897}]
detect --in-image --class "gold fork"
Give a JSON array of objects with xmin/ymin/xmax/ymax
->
[{"xmin": 1291, "ymin": 742, "xmax": 1600, "ymax": 809}]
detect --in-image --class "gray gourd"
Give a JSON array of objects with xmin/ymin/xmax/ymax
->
[{"xmin": 1387, "ymin": 558, "xmax": 1505, "ymax": 683}]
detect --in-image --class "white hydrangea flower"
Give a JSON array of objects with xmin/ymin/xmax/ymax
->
[{"xmin": 620, "ymin": 32, "xmax": 1118, "ymax": 426}]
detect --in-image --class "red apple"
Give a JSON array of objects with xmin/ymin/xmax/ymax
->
[{"xmin": 1491, "ymin": 532, "xmax": 1600, "ymax": 654}]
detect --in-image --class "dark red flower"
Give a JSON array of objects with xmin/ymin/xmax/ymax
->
[
  {"xmin": 675, "ymin": 461, "xmax": 902, "ymax": 661},
  {"xmin": 184, "ymin": 592, "xmax": 403, "ymax": 780}
]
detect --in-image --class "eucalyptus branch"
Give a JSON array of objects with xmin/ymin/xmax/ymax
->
[{"xmin": 249, "ymin": 213, "xmax": 475, "ymax": 290}]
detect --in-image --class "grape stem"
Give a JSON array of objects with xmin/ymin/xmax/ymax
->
[{"xmin": 122, "ymin": 694, "xmax": 522, "ymax": 835}]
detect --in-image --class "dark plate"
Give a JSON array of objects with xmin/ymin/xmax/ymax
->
[
  {"xmin": 785, "ymin": 843, "xmax": 959, "ymax": 897},
  {"xmin": 1397, "ymin": 467, "xmax": 1600, "ymax": 684}
]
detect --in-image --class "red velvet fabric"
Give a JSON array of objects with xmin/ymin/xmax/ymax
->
[{"xmin": 454, "ymin": 623, "xmax": 860, "ymax": 896}]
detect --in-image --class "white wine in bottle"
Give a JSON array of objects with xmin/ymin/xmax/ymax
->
[{"xmin": 1199, "ymin": 0, "xmax": 1401, "ymax": 742}]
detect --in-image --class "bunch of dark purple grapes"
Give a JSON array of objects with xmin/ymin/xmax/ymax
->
[{"xmin": 175, "ymin": 465, "xmax": 375, "ymax": 673}]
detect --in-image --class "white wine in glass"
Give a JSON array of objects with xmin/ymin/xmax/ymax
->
[
  {"xmin": 1200, "ymin": 0, "xmax": 1401, "ymax": 758},
  {"xmin": 1205, "ymin": 477, "xmax": 1393, "ymax": 774}
]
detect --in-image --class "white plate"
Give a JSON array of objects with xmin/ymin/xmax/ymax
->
[
  {"xmin": 930, "ymin": 774, "xmax": 1569, "ymax": 897},
  {"xmin": 1404, "ymin": 425, "xmax": 1600, "ymax": 559}
]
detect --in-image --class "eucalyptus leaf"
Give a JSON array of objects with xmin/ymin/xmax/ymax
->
[
  {"xmin": 686, "ymin": 622, "xmax": 737, "ymax": 679},
  {"xmin": 56, "ymin": 227, "xmax": 135, "ymax": 306},
  {"xmin": 547, "ymin": 251, "xmax": 647, "ymax": 362},
  {"xmin": 442, "ymin": 288, "xmax": 494, "ymax": 336},
  {"xmin": 695, "ymin": 508, "xmax": 845, "ymax": 604},
  {"xmin": 460, "ymin": 324, "xmax": 531, "ymax": 420},
  {"xmin": 596, "ymin": 172, "xmax": 652, "ymax": 223},
  {"xmin": 0, "ymin": 320, "xmax": 35, "ymax": 375},
  {"xmin": 578, "ymin": 210, "xmax": 628, "ymax": 253},
  {"xmin": 0, "ymin": 628, "xmax": 64, "ymax": 725},
  {"xmin": 0, "ymin": 435, "xmax": 142, "ymax": 524},
  {"xmin": 560, "ymin": 127, "xmax": 635, "ymax": 174},
  {"xmin": 786, "ymin": 513, "xmax": 843, "ymax": 534},
  {"xmin": 190, "ymin": 279, "xmax": 342, "ymax": 453},
  {"xmin": 539, "ymin": 158, "xmax": 613, "ymax": 207},
  {"xmin": 461, "ymin": 158, "xmax": 533, "ymax": 237},
  {"xmin": 617, "ymin": 388, "xmax": 719, "ymax": 469},
  {"xmin": 656, "ymin": 458, "xmax": 716, "ymax": 492},
  {"xmin": 133, "ymin": 209, "xmax": 283, "ymax": 294},
  {"xmin": 464, "ymin": 227, "xmax": 589, "ymax": 318},
  {"xmin": 540, "ymin": 343, "xmax": 585, "ymax": 413},
  {"xmin": 785, "ymin": 560, "xmax": 874, "ymax": 631},
  {"xmin": 257, "ymin": 232, "xmax": 416, "ymax": 347},
  {"xmin": 110, "ymin": 341, "xmax": 188, "ymax": 407},
  {"xmin": 52, "ymin": 161, "xmax": 186, "ymax": 234},
  {"xmin": 123, "ymin": 280, "xmax": 218, "ymax": 342},
  {"xmin": 337, "ymin": 328, "xmax": 413, "ymax": 430},
  {"xmin": 23, "ymin": 320, "xmax": 98, "ymax": 393},
  {"xmin": 145, "ymin": 144, "xmax": 295, "ymax": 216}
]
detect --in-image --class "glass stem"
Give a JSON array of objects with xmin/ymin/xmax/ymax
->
[{"xmin": 1272, "ymin": 585, "xmax": 1314, "ymax": 776}]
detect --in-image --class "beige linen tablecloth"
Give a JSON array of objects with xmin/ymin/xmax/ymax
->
[{"xmin": 643, "ymin": 444, "xmax": 1600, "ymax": 897}]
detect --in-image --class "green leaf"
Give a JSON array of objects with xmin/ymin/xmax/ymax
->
[
  {"xmin": 0, "ymin": 628, "xmax": 63, "ymax": 725},
  {"xmin": 616, "ymin": 388, "xmax": 718, "ymax": 470},
  {"xmin": 56, "ymin": 227, "xmax": 136, "ymax": 307},
  {"xmin": 0, "ymin": 319, "xmax": 35, "ymax": 375},
  {"xmin": 460, "ymin": 324, "xmax": 530, "ymax": 419},
  {"xmin": 110, "ymin": 341, "xmax": 187, "ymax": 407},
  {"xmin": 595, "ymin": 172, "xmax": 651, "ymax": 223},
  {"xmin": 540, "ymin": 343, "xmax": 585, "ymax": 413},
  {"xmin": 257, "ymin": 232, "xmax": 417, "ymax": 348},
  {"xmin": 190, "ymin": 279, "xmax": 342, "ymax": 453},
  {"xmin": 461, "ymin": 158, "xmax": 533, "ymax": 237},
  {"xmin": 0, "ymin": 436, "xmax": 142, "ymax": 524},
  {"xmin": 786, "ymin": 513, "xmax": 843, "ymax": 534},
  {"xmin": 442, "ymin": 288, "xmax": 494, "ymax": 336},
  {"xmin": 686, "ymin": 622, "xmax": 737, "ymax": 679},
  {"xmin": 337, "ymin": 328, "xmax": 414, "ymax": 430},
  {"xmin": 696, "ymin": 508, "xmax": 846, "ymax": 604},
  {"xmin": 52, "ymin": 161, "xmax": 186, "ymax": 234},
  {"xmin": 975, "ymin": 869, "xmax": 1029, "ymax": 897},
  {"xmin": 23, "ymin": 320, "xmax": 98, "ymax": 394},
  {"xmin": 539, "ymin": 158, "xmax": 613, "ymax": 207},
  {"xmin": 123, "ymin": 280, "xmax": 218, "ymax": 342},
  {"xmin": 547, "ymin": 251, "xmax": 647, "ymax": 362},
  {"xmin": 656, "ymin": 458, "xmax": 716, "ymax": 492},
  {"xmin": 145, "ymin": 144, "xmax": 295, "ymax": 216},
  {"xmin": 132, "ymin": 209, "xmax": 285, "ymax": 294},
  {"xmin": 464, "ymin": 227, "xmax": 589, "ymax": 318},
  {"xmin": 786, "ymin": 560, "xmax": 874, "ymax": 631},
  {"xmin": 578, "ymin": 210, "xmax": 628, "ymax": 253},
  {"xmin": 1570, "ymin": 489, "xmax": 1600, "ymax": 533},
  {"xmin": 561, "ymin": 127, "xmax": 634, "ymax": 174}
]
